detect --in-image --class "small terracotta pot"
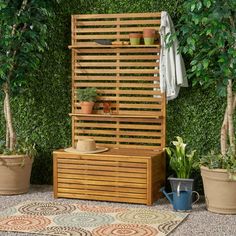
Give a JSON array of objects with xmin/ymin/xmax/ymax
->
[
  {"xmin": 129, "ymin": 33, "xmax": 142, "ymax": 45},
  {"xmin": 143, "ymin": 29, "xmax": 156, "ymax": 45},
  {"xmin": 80, "ymin": 101, "xmax": 94, "ymax": 114}
]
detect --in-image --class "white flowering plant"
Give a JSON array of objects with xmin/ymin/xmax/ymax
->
[{"xmin": 165, "ymin": 136, "xmax": 197, "ymax": 179}]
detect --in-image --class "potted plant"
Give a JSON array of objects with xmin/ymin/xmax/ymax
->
[
  {"xmin": 77, "ymin": 87, "xmax": 97, "ymax": 114},
  {"xmin": 162, "ymin": 136, "xmax": 199, "ymax": 211},
  {"xmin": 171, "ymin": 1, "xmax": 236, "ymax": 213},
  {"xmin": 0, "ymin": 1, "xmax": 55, "ymax": 194},
  {"xmin": 143, "ymin": 29, "xmax": 156, "ymax": 45},
  {"xmin": 165, "ymin": 136, "xmax": 197, "ymax": 191},
  {"xmin": 129, "ymin": 33, "xmax": 142, "ymax": 45}
]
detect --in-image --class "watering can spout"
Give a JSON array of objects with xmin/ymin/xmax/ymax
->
[{"xmin": 160, "ymin": 187, "xmax": 173, "ymax": 205}]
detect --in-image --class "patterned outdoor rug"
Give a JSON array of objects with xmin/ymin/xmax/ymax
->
[{"xmin": 0, "ymin": 201, "xmax": 188, "ymax": 236}]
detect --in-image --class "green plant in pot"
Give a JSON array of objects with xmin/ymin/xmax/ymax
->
[
  {"xmin": 0, "ymin": 0, "xmax": 58, "ymax": 194},
  {"xmin": 143, "ymin": 28, "xmax": 156, "ymax": 45},
  {"xmin": 129, "ymin": 33, "xmax": 142, "ymax": 45},
  {"xmin": 162, "ymin": 136, "xmax": 199, "ymax": 211},
  {"xmin": 169, "ymin": 0, "xmax": 236, "ymax": 214},
  {"xmin": 77, "ymin": 87, "xmax": 97, "ymax": 114},
  {"xmin": 165, "ymin": 136, "xmax": 198, "ymax": 192}
]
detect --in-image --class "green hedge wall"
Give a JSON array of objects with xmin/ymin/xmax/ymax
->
[{"xmin": 0, "ymin": 0, "xmax": 226, "ymax": 187}]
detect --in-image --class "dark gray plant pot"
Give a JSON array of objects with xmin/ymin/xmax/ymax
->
[{"xmin": 168, "ymin": 177, "xmax": 194, "ymax": 192}]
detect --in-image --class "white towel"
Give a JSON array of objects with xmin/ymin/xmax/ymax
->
[{"xmin": 157, "ymin": 11, "xmax": 188, "ymax": 101}]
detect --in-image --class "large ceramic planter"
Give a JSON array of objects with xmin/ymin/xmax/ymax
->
[
  {"xmin": 0, "ymin": 155, "xmax": 33, "ymax": 195},
  {"xmin": 201, "ymin": 166, "xmax": 236, "ymax": 214}
]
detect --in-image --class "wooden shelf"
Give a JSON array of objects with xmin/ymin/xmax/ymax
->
[
  {"xmin": 69, "ymin": 113, "xmax": 162, "ymax": 119},
  {"xmin": 68, "ymin": 44, "xmax": 160, "ymax": 49}
]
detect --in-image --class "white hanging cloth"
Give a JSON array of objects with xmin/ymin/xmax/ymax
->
[{"xmin": 158, "ymin": 11, "xmax": 188, "ymax": 100}]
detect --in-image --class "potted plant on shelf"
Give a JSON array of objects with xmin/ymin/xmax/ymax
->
[
  {"xmin": 143, "ymin": 28, "xmax": 156, "ymax": 45},
  {"xmin": 77, "ymin": 87, "xmax": 97, "ymax": 114},
  {"xmin": 161, "ymin": 136, "xmax": 199, "ymax": 211},
  {"xmin": 0, "ymin": 1, "xmax": 55, "ymax": 194},
  {"xmin": 171, "ymin": 0, "xmax": 236, "ymax": 214},
  {"xmin": 129, "ymin": 33, "xmax": 142, "ymax": 45}
]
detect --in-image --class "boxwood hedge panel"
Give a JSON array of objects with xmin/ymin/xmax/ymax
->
[{"xmin": 0, "ymin": 0, "xmax": 227, "ymax": 188}]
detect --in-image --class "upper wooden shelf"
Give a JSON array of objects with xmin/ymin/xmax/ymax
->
[
  {"xmin": 69, "ymin": 113, "xmax": 163, "ymax": 119},
  {"xmin": 68, "ymin": 44, "xmax": 160, "ymax": 49}
]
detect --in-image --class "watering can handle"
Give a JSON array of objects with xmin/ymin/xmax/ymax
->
[{"xmin": 192, "ymin": 191, "xmax": 200, "ymax": 205}]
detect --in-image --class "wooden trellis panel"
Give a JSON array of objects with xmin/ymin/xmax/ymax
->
[{"xmin": 70, "ymin": 12, "xmax": 165, "ymax": 150}]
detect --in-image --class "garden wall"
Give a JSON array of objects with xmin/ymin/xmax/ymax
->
[{"xmin": 0, "ymin": 0, "xmax": 225, "ymax": 187}]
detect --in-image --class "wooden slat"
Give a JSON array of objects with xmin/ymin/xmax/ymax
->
[
  {"xmin": 74, "ymin": 12, "xmax": 161, "ymax": 19},
  {"xmin": 75, "ymin": 55, "xmax": 159, "ymax": 60},
  {"xmin": 58, "ymin": 183, "xmax": 147, "ymax": 193},
  {"xmin": 57, "ymin": 192, "xmax": 147, "ymax": 204},
  {"xmin": 69, "ymin": 44, "xmax": 160, "ymax": 48},
  {"xmin": 73, "ymin": 76, "xmax": 160, "ymax": 81},
  {"xmin": 75, "ymin": 48, "xmax": 160, "ymax": 53},
  {"xmin": 75, "ymin": 62, "xmax": 158, "ymax": 67},
  {"xmin": 58, "ymin": 173, "xmax": 147, "ymax": 184},
  {"xmin": 74, "ymin": 123, "xmax": 162, "ymax": 130},
  {"xmin": 76, "ymin": 26, "xmax": 160, "ymax": 33},
  {"xmin": 58, "ymin": 168, "xmax": 146, "ymax": 178},
  {"xmin": 74, "ymin": 136, "xmax": 161, "ymax": 144},
  {"xmin": 74, "ymin": 69, "xmax": 158, "ymax": 74},
  {"xmin": 58, "ymin": 163, "xmax": 147, "ymax": 173},
  {"xmin": 76, "ymin": 129, "xmax": 161, "ymax": 137},
  {"xmin": 77, "ymin": 19, "xmax": 160, "ymax": 26},
  {"xmin": 57, "ymin": 187, "xmax": 146, "ymax": 199},
  {"xmin": 57, "ymin": 158, "xmax": 147, "ymax": 167},
  {"xmin": 58, "ymin": 177, "xmax": 147, "ymax": 188}
]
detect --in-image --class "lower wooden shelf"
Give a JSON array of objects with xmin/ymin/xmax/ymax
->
[{"xmin": 53, "ymin": 148, "xmax": 165, "ymax": 205}]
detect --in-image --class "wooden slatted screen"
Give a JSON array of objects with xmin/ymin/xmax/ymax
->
[{"xmin": 70, "ymin": 12, "xmax": 165, "ymax": 150}]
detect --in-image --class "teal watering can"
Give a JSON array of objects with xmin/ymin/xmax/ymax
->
[{"xmin": 160, "ymin": 187, "xmax": 200, "ymax": 211}]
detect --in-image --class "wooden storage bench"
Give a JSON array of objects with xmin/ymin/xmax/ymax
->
[
  {"xmin": 53, "ymin": 148, "xmax": 165, "ymax": 205},
  {"xmin": 53, "ymin": 12, "xmax": 166, "ymax": 205}
]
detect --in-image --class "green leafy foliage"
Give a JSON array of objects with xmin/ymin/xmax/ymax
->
[
  {"xmin": 0, "ymin": 0, "xmax": 58, "ymax": 91},
  {"xmin": 165, "ymin": 136, "xmax": 198, "ymax": 178},
  {"xmin": 175, "ymin": 0, "xmax": 236, "ymax": 93},
  {"xmin": 201, "ymin": 149, "xmax": 236, "ymax": 176},
  {"xmin": 0, "ymin": 138, "xmax": 36, "ymax": 158},
  {"xmin": 77, "ymin": 88, "xmax": 97, "ymax": 102}
]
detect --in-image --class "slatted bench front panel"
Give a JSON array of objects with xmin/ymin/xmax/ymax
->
[{"xmin": 53, "ymin": 149, "xmax": 164, "ymax": 205}]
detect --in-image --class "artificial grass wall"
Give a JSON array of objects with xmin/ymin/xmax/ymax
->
[{"xmin": 0, "ymin": 0, "xmax": 226, "ymax": 186}]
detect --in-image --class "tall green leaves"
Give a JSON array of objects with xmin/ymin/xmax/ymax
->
[{"xmin": 166, "ymin": 136, "xmax": 197, "ymax": 178}]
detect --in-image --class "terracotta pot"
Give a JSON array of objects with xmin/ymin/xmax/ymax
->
[
  {"xmin": 143, "ymin": 28, "xmax": 156, "ymax": 45},
  {"xmin": 201, "ymin": 166, "xmax": 236, "ymax": 214},
  {"xmin": 129, "ymin": 33, "xmax": 142, "ymax": 45},
  {"xmin": 0, "ymin": 155, "xmax": 33, "ymax": 195},
  {"xmin": 143, "ymin": 28, "xmax": 156, "ymax": 37},
  {"xmin": 80, "ymin": 101, "xmax": 95, "ymax": 114}
]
